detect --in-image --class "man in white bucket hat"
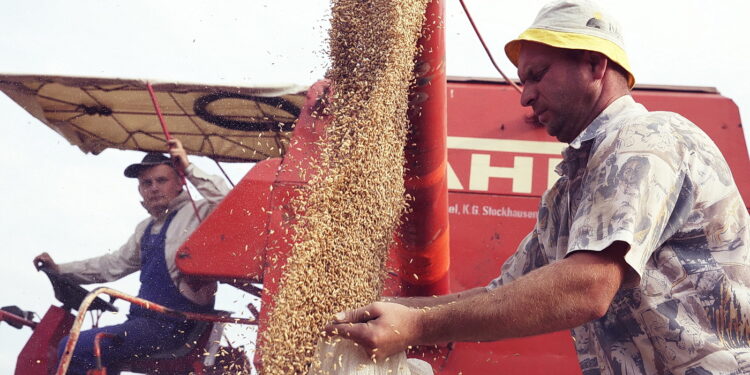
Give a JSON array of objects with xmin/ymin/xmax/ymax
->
[{"xmin": 329, "ymin": 1, "xmax": 750, "ymax": 374}]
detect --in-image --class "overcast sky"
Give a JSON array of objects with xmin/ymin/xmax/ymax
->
[{"xmin": 1, "ymin": 1, "xmax": 748, "ymax": 373}]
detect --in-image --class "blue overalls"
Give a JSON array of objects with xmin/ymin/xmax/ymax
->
[{"xmin": 58, "ymin": 210, "xmax": 213, "ymax": 374}]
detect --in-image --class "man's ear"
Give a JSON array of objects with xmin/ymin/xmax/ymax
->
[{"xmin": 583, "ymin": 51, "xmax": 608, "ymax": 81}]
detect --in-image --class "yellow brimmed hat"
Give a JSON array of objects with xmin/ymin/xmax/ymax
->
[{"xmin": 505, "ymin": 0, "xmax": 635, "ymax": 89}]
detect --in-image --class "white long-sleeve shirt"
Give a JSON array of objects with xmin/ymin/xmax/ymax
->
[{"xmin": 58, "ymin": 163, "xmax": 230, "ymax": 306}]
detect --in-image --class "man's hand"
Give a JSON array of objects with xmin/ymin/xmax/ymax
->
[
  {"xmin": 167, "ymin": 139, "xmax": 190, "ymax": 172},
  {"xmin": 33, "ymin": 252, "xmax": 60, "ymax": 273},
  {"xmin": 325, "ymin": 302, "xmax": 424, "ymax": 360}
]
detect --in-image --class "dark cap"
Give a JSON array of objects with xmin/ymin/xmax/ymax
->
[{"xmin": 124, "ymin": 152, "xmax": 172, "ymax": 178}]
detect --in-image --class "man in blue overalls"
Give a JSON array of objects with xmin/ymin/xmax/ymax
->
[{"xmin": 33, "ymin": 139, "xmax": 230, "ymax": 374}]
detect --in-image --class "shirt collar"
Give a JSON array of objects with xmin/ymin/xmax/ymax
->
[
  {"xmin": 568, "ymin": 95, "xmax": 639, "ymax": 149},
  {"xmin": 167, "ymin": 190, "xmax": 189, "ymax": 212}
]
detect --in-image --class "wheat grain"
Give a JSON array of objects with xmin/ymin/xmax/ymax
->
[{"xmin": 260, "ymin": 0, "xmax": 430, "ymax": 374}]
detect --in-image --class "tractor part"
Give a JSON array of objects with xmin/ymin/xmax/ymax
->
[
  {"xmin": 394, "ymin": 0, "xmax": 451, "ymax": 297},
  {"xmin": 90, "ymin": 332, "xmax": 118, "ymax": 375},
  {"xmin": 1, "ymin": 306, "xmax": 37, "ymax": 330},
  {"xmin": 56, "ymin": 287, "xmax": 256, "ymax": 375},
  {"xmin": 15, "ymin": 306, "xmax": 75, "ymax": 375}
]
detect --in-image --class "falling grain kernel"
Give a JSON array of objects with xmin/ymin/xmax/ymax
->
[{"xmin": 261, "ymin": 0, "xmax": 430, "ymax": 374}]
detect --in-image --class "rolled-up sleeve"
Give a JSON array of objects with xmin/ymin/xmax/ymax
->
[{"xmin": 566, "ymin": 125, "xmax": 687, "ymax": 281}]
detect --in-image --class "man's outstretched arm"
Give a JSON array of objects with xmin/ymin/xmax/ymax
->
[
  {"xmin": 383, "ymin": 286, "xmax": 487, "ymax": 309},
  {"xmin": 328, "ymin": 242, "xmax": 630, "ymax": 359}
]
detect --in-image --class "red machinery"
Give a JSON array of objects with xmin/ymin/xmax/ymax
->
[
  {"xmin": 4, "ymin": 265, "xmax": 255, "ymax": 375},
  {"xmin": 3, "ymin": 1, "xmax": 749, "ymax": 374},
  {"xmin": 172, "ymin": 83, "xmax": 749, "ymax": 374},
  {"xmin": 174, "ymin": 87, "xmax": 749, "ymax": 375},
  {"xmin": 173, "ymin": 64, "xmax": 750, "ymax": 375},
  {"xmin": 5, "ymin": 71, "xmax": 748, "ymax": 375},
  {"xmin": 174, "ymin": 2, "xmax": 750, "ymax": 374}
]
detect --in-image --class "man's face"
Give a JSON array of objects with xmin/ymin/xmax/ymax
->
[
  {"xmin": 517, "ymin": 43, "xmax": 598, "ymax": 143},
  {"xmin": 137, "ymin": 164, "xmax": 182, "ymax": 214}
]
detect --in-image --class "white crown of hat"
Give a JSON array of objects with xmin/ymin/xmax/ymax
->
[{"xmin": 531, "ymin": 0, "xmax": 626, "ymax": 49}]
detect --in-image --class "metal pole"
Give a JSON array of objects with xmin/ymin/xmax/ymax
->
[
  {"xmin": 397, "ymin": 0, "xmax": 450, "ymax": 296},
  {"xmin": 145, "ymin": 82, "xmax": 203, "ymax": 222}
]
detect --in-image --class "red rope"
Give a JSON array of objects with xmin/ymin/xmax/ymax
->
[
  {"xmin": 146, "ymin": 82, "xmax": 202, "ymax": 222},
  {"xmin": 458, "ymin": 0, "xmax": 523, "ymax": 94}
]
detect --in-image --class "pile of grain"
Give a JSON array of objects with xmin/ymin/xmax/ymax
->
[{"xmin": 260, "ymin": 0, "xmax": 430, "ymax": 373}]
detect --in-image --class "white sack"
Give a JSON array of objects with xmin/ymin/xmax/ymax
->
[{"xmin": 307, "ymin": 339, "xmax": 433, "ymax": 375}]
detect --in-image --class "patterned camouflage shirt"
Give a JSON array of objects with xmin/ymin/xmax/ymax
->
[{"xmin": 488, "ymin": 95, "xmax": 750, "ymax": 375}]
